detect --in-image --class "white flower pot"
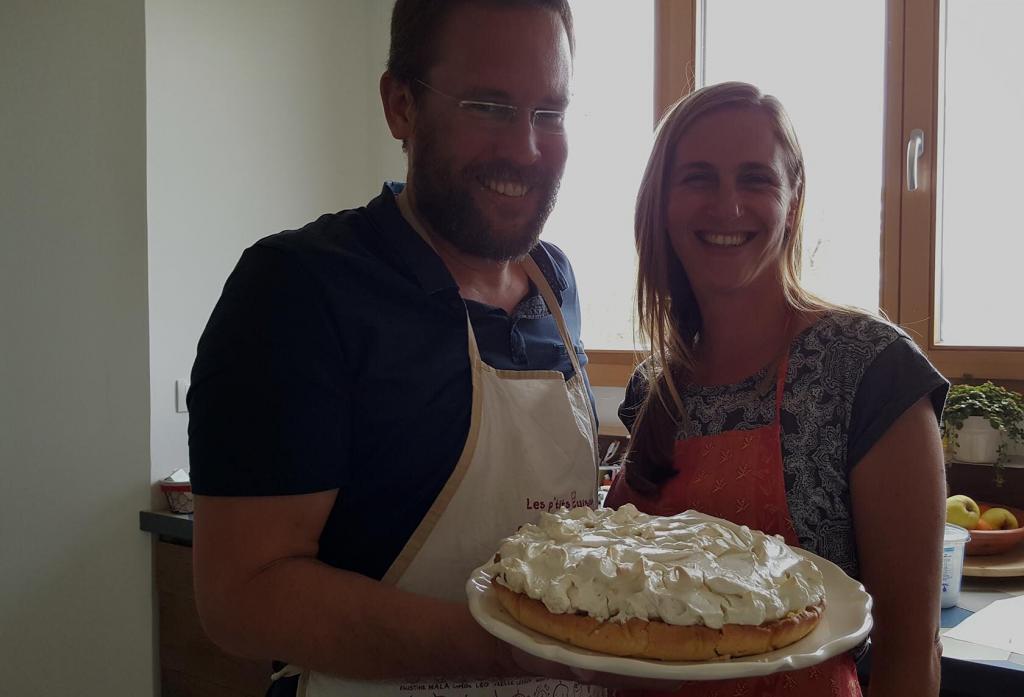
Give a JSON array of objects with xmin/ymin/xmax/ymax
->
[{"xmin": 953, "ymin": 416, "xmax": 1003, "ymax": 464}]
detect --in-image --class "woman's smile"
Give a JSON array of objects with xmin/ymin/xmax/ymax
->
[{"xmin": 696, "ymin": 230, "xmax": 757, "ymax": 247}]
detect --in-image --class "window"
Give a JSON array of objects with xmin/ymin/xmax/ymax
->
[
  {"xmin": 928, "ymin": 0, "xmax": 1024, "ymax": 348},
  {"xmin": 701, "ymin": 1, "xmax": 887, "ymax": 314},
  {"xmin": 577, "ymin": 0, "xmax": 1023, "ymax": 385},
  {"xmin": 900, "ymin": 0, "xmax": 1023, "ymax": 379},
  {"xmin": 544, "ymin": 1, "xmax": 655, "ymax": 352}
]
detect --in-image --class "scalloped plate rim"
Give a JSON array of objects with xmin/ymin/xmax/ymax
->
[{"xmin": 466, "ymin": 548, "xmax": 873, "ymax": 681}]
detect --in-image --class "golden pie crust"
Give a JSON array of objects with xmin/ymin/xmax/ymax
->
[{"xmin": 493, "ymin": 579, "xmax": 824, "ymax": 661}]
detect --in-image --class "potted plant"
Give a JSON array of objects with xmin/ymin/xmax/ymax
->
[{"xmin": 942, "ymin": 381, "xmax": 1024, "ymax": 486}]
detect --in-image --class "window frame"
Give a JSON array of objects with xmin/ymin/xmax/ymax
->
[
  {"xmin": 585, "ymin": 0, "xmax": 697, "ymax": 387},
  {"xmin": 899, "ymin": 0, "xmax": 1024, "ymax": 381}
]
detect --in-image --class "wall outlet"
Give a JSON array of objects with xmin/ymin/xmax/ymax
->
[{"xmin": 175, "ymin": 379, "xmax": 190, "ymax": 413}]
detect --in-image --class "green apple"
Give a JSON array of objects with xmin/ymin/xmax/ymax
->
[
  {"xmin": 946, "ymin": 495, "xmax": 981, "ymax": 529},
  {"xmin": 980, "ymin": 507, "xmax": 1019, "ymax": 530}
]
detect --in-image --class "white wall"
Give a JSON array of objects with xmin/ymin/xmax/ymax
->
[
  {"xmin": 370, "ymin": 0, "xmax": 411, "ymax": 185},
  {"xmin": 0, "ymin": 1, "xmax": 154, "ymax": 695},
  {"xmin": 146, "ymin": 0, "xmax": 394, "ymax": 486},
  {"xmin": 0, "ymin": 0, "xmax": 402, "ymax": 691}
]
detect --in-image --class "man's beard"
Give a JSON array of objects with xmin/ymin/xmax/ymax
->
[{"xmin": 411, "ymin": 126, "xmax": 562, "ymax": 262}]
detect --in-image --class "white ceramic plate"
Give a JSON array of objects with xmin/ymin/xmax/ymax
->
[{"xmin": 466, "ymin": 548, "xmax": 873, "ymax": 681}]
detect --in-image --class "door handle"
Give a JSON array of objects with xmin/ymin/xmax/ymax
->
[{"xmin": 906, "ymin": 128, "xmax": 925, "ymax": 192}]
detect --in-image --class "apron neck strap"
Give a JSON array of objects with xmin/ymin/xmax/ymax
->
[
  {"xmin": 395, "ymin": 191, "xmax": 485, "ymax": 364},
  {"xmin": 769, "ymin": 312, "xmax": 796, "ymax": 417},
  {"xmin": 520, "ymin": 256, "xmax": 584, "ymax": 379},
  {"xmin": 396, "ymin": 188, "xmax": 438, "ymax": 252},
  {"xmin": 772, "ymin": 353, "xmax": 789, "ymax": 415},
  {"xmin": 396, "ymin": 189, "xmax": 582, "ymax": 376}
]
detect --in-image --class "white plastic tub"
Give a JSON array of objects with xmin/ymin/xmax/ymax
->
[{"xmin": 941, "ymin": 524, "xmax": 971, "ymax": 609}]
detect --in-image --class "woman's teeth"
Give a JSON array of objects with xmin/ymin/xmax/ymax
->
[
  {"xmin": 482, "ymin": 179, "xmax": 529, "ymax": 198},
  {"xmin": 699, "ymin": 231, "xmax": 749, "ymax": 247}
]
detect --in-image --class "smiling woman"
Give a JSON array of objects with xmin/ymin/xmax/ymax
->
[{"xmin": 605, "ymin": 81, "xmax": 949, "ymax": 697}]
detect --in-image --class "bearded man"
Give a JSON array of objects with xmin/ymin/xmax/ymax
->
[{"xmin": 187, "ymin": 2, "xmax": 605, "ymax": 695}]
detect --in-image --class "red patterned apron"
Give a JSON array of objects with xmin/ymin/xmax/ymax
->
[{"xmin": 606, "ymin": 357, "xmax": 862, "ymax": 697}]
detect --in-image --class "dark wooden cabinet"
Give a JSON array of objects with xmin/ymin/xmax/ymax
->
[
  {"xmin": 945, "ymin": 460, "xmax": 1024, "ymax": 509},
  {"xmin": 155, "ymin": 541, "xmax": 271, "ymax": 697}
]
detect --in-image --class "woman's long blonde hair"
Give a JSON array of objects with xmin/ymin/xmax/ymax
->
[{"xmin": 625, "ymin": 81, "xmax": 839, "ymax": 492}]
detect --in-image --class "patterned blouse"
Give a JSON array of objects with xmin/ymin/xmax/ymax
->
[{"xmin": 619, "ymin": 311, "xmax": 948, "ymax": 579}]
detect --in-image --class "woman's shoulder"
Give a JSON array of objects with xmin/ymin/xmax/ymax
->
[
  {"xmin": 800, "ymin": 309, "xmax": 911, "ymax": 356},
  {"xmin": 786, "ymin": 309, "xmax": 924, "ymax": 396}
]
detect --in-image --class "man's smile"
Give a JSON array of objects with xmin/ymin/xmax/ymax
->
[{"xmin": 479, "ymin": 177, "xmax": 531, "ymax": 198}]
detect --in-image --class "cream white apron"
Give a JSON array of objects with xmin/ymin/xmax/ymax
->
[{"xmin": 278, "ymin": 196, "xmax": 603, "ymax": 696}]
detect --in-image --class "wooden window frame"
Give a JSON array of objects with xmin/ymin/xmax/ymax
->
[
  {"xmin": 586, "ymin": 0, "xmax": 697, "ymax": 387},
  {"xmin": 899, "ymin": 0, "xmax": 1024, "ymax": 381}
]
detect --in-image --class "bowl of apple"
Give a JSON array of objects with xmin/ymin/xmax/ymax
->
[{"xmin": 947, "ymin": 495, "xmax": 1024, "ymax": 556}]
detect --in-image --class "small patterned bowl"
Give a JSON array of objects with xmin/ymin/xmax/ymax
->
[{"xmin": 159, "ymin": 480, "xmax": 193, "ymax": 514}]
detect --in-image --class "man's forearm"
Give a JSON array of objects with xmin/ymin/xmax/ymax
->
[{"xmin": 198, "ymin": 557, "xmax": 510, "ymax": 681}]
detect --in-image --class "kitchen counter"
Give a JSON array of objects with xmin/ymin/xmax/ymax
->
[
  {"xmin": 938, "ymin": 575, "xmax": 1024, "ymax": 695},
  {"xmin": 140, "ymin": 509, "xmax": 193, "ymax": 542}
]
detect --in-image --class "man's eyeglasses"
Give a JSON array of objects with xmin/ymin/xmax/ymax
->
[{"xmin": 415, "ymin": 80, "xmax": 567, "ymax": 135}]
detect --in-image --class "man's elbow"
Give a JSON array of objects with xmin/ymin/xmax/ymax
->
[{"xmin": 194, "ymin": 577, "xmax": 267, "ymax": 660}]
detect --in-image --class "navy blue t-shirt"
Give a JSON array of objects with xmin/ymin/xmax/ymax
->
[{"xmin": 188, "ymin": 183, "xmax": 593, "ymax": 581}]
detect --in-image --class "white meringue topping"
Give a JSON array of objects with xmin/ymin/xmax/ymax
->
[{"xmin": 485, "ymin": 504, "xmax": 825, "ymax": 629}]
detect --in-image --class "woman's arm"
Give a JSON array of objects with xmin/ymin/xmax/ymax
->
[{"xmin": 849, "ymin": 397, "xmax": 946, "ymax": 697}]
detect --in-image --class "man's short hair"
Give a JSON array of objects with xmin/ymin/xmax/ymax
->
[{"xmin": 386, "ymin": 0, "xmax": 575, "ymax": 89}]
